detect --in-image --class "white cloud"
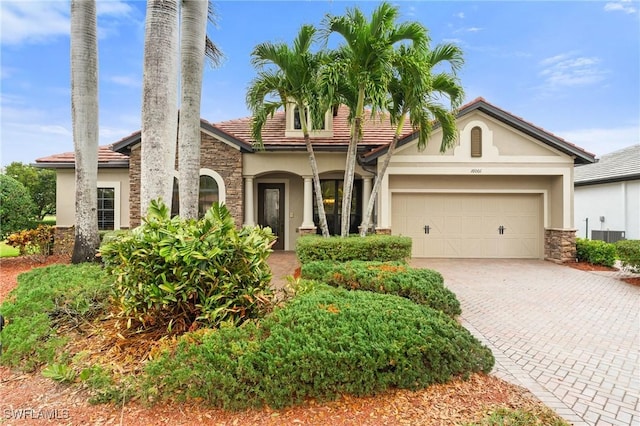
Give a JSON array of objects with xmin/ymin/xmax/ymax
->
[
  {"xmin": 604, "ymin": 1, "xmax": 637, "ymax": 14},
  {"xmin": 455, "ymin": 12, "xmax": 465, "ymax": 19},
  {"xmin": 107, "ymin": 75, "xmax": 141, "ymax": 88},
  {"xmin": 0, "ymin": 0, "xmax": 136, "ymax": 46},
  {"xmin": 39, "ymin": 124, "xmax": 71, "ymax": 136},
  {"xmin": 0, "ymin": 1, "xmax": 70, "ymax": 45},
  {"xmin": 556, "ymin": 126, "xmax": 640, "ymax": 157},
  {"xmin": 538, "ymin": 53, "xmax": 607, "ymax": 88},
  {"xmin": 454, "ymin": 26, "xmax": 483, "ymax": 34}
]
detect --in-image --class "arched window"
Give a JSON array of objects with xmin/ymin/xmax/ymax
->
[
  {"xmin": 198, "ymin": 175, "xmax": 218, "ymax": 216},
  {"xmin": 471, "ymin": 126, "xmax": 482, "ymax": 158},
  {"xmin": 170, "ymin": 169, "xmax": 226, "ymax": 218}
]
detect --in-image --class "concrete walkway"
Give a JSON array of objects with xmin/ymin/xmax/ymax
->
[
  {"xmin": 409, "ymin": 258, "xmax": 639, "ymax": 426},
  {"xmin": 267, "ymin": 253, "xmax": 639, "ymax": 425}
]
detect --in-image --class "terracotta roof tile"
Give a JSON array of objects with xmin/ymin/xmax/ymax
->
[
  {"xmin": 214, "ymin": 105, "xmax": 410, "ymax": 150},
  {"xmin": 35, "ymin": 144, "xmax": 128, "ymax": 167}
]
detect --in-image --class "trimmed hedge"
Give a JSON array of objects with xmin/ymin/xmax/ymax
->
[
  {"xmin": 301, "ymin": 260, "xmax": 460, "ymax": 317},
  {"xmin": 616, "ymin": 240, "xmax": 640, "ymax": 270},
  {"xmin": 143, "ymin": 285, "xmax": 494, "ymax": 409},
  {"xmin": 0, "ymin": 264, "xmax": 110, "ymax": 370},
  {"xmin": 576, "ymin": 238, "xmax": 616, "ymax": 267},
  {"xmin": 296, "ymin": 235, "xmax": 411, "ymax": 264}
]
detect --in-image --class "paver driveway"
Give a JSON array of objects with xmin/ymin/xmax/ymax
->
[{"xmin": 409, "ymin": 258, "xmax": 640, "ymax": 426}]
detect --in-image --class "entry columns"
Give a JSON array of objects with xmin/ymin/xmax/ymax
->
[
  {"xmin": 301, "ymin": 176, "xmax": 315, "ymax": 228},
  {"xmin": 244, "ymin": 176, "xmax": 255, "ymax": 226}
]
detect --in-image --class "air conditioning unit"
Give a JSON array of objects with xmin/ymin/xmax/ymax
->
[{"xmin": 591, "ymin": 230, "xmax": 626, "ymax": 243}]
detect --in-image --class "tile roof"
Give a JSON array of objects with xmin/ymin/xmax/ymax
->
[
  {"xmin": 35, "ymin": 144, "xmax": 128, "ymax": 168},
  {"xmin": 214, "ymin": 104, "xmax": 409, "ymax": 150},
  {"xmin": 574, "ymin": 144, "xmax": 640, "ymax": 185}
]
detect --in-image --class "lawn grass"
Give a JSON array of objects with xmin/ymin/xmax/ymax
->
[{"xmin": 0, "ymin": 241, "xmax": 20, "ymax": 258}]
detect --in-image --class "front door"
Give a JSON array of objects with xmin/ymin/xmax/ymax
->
[{"xmin": 258, "ymin": 183, "xmax": 285, "ymax": 250}]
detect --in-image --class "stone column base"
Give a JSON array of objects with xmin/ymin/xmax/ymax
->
[
  {"xmin": 374, "ymin": 228, "xmax": 392, "ymax": 235},
  {"xmin": 297, "ymin": 227, "xmax": 317, "ymax": 237},
  {"xmin": 544, "ymin": 228, "xmax": 577, "ymax": 263}
]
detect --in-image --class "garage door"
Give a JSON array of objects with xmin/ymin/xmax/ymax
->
[{"xmin": 392, "ymin": 193, "xmax": 542, "ymax": 258}]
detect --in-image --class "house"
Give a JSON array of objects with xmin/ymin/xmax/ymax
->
[
  {"xmin": 574, "ymin": 144, "xmax": 640, "ymax": 241},
  {"xmin": 36, "ymin": 97, "xmax": 595, "ymax": 262}
]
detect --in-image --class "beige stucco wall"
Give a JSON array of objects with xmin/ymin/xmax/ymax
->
[
  {"xmin": 243, "ymin": 151, "xmax": 372, "ymax": 178},
  {"xmin": 56, "ymin": 168, "xmax": 130, "ymax": 229},
  {"xmin": 379, "ymin": 110, "xmax": 576, "ymax": 231}
]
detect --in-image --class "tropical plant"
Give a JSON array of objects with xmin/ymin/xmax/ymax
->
[
  {"xmin": 322, "ymin": 1, "xmax": 428, "ymax": 236},
  {"xmin": 0, "ymin": 174, "xmax": 36, "ymax": 238},
  {"xmin": 247, "ymin": 25, "xmax": 331, "ymax": 237},
  {"xmin": 70, "ymin": 0, "xmax": 100, "ymax": 263},
  {"xmin": 360, "ymin": 43, "xmax": 464, "ymax": 235},
  {"xmin": 101, "ymin": 200, "xmax": 275, "ymax": 332},
  {"xmin": 4, "ymin": 162, "xmax": 56, "ymax": 220}
]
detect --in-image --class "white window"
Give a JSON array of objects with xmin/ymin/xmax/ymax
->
[
  {"xmin": 171, "ymin": 169, "xmax": 226, "ymax": 217},
  {"xmin": 97, "ymin": 181, "xmax": 121, "ymax": 230}
]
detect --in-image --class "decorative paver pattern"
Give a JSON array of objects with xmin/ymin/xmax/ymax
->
[{"xmin": 409, "ymin": 258, "xmax": 640, "ymax": 426}]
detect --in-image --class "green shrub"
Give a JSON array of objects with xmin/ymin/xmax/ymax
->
[
  {"xmin": 143, "ymin": 285, "xmax": 494, "ymax": 410},
  {"xmin": 576, "ymin": 238, "xmax": 617, "ymax": 267},
  {"xmin": 615, "ymin": 240, "xmax": 640, "ymax": 271},
  {"xmin": 101, "ymin": 200, "xmax": 275, "ymax": 331},
  {"xmin": 301, "ymin": 260, "xmax": 460, "ymax": 316},
  {"xmin": 296, "ymin": 235, "xmax": 412, "ymax": 264},
  {"xmin": 0, "ymin": 264, "xmax": 110, "ymax": 370},
  {"xmin": 5, "ymin": 224, "xmax": 55, "ymax": 256},
  {"xmin": 0, "ymin": 174, "xmax": 36, "ymax": 238}
]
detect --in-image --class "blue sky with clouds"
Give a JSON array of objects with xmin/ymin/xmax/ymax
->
[{"xmin": 1, "ymin": 0, "xmax": 638, "ymax": 167}]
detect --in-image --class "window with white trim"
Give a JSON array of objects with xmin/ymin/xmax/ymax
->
[
  {"xmin": 97, "ymin": 187, "xmax": 115, "ymax": 230},
  {"xmin": 170, "ymin": 169, "xmax": 226, "ymax": 218}
]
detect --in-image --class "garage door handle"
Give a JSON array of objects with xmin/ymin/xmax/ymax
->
[
  {"xmin": 424, "ymin": 225, "xmax": 430, "ymax": 234},
  {"xmin": 498, "ymin": 225, "xmax": 506, "ymax": 235}
]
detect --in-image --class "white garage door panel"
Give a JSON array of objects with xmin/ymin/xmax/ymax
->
[{"xmin": 392, "ymin": 193, "xmax": 542, "ymax": 258}]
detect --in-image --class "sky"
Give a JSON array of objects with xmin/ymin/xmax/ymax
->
[{"xmin": 0, "ymin": 0, "xmax": 638, "ymax": 167}]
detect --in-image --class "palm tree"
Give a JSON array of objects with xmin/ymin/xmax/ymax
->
[
  {"xmin": 140, "ymin": 0, "xmax": 179, "ymax": 216},
  {"xmin": 246, "ymin": 25, "xmax": 331, "ymax": 237},
  {"xmin": 70, "ymin": 0, "xmax": 99, "ymax": 263},
  {"xmin": 359, "ymin": 44, "xmax": 465, "ymax": 236},
  {"xmin": 322, "ymin": 1, "xmax": 428, "ymax": 237},
  {"xmin": 178, "ymin": 1, "xmax": 223, "ymax": 219}
]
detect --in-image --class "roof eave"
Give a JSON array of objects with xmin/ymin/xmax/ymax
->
[
  {"xmin": 33, "ymin": 161, "xmax": 130, "ymax": 169},
  {"xmin": 575, "ymin": 173, "xmax": 640, "ymax": 187},
  {"xmin": 460, "ymin": 102, "xmax": 595, "ymax": 165}
]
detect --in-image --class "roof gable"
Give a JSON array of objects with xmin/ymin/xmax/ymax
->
[{"xmin": 363, "ymin": 98, "xmax": 595, "ymax": 165}]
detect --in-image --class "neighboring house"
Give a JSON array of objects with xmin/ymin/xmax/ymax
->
[
  {"xmin": 36, "ymin": 98, "xmax": 595, "ymax": 262},
  {"xmin": 574, "ymin": 144, "xmax": 640, "ymax": 241}
]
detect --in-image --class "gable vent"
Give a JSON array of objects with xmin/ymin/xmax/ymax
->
[{"xmin": 471, "ymin": 126, "xmax": 482, "ymax": 157}]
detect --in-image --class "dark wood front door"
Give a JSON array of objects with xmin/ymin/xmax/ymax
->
[{"xmin": 258, "ymin": 183, "xmax": 285, "ymax": 250}]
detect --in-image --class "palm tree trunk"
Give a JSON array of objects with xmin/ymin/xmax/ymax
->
[
  {"xmin": 360, "ymin": 114, "xmax": 406, "ymax": 236},
  {"xmin": 178, "ymin": 0, "xmax": 208, "ymax": 219},
  {"xmin": 299, "ymin": 106, "xmax": 330, "ymax": 237},
  {"xmin": 70, "ymin": 0, "xmax": 99, "ymax": 263},
  {"xmin": 341, "ymin": 89, "xmax": 365, "ymax": 237},
  {"xmin": 141, "ymin": 0, "xmax": 179, "ymax": 216},
  {"xmin": 306, "ymin": 138, "xmax": 331, "ymax": 237}
]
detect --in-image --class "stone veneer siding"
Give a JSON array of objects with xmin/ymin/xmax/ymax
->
[
  {"xmin": 544, "ymin": 228, "xmax": 577, "ymax": 263},
  {"xmin": 128, "ymin": 132, "xmax": 244, "ymax": 228}
]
